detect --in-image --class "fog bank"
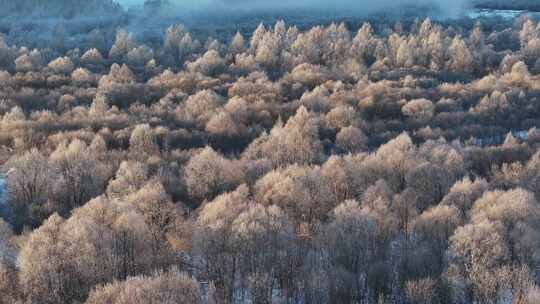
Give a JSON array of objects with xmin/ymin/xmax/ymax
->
[{"xmin": 120, "ymin": 0, "xmax": 472, "ymax": 17}]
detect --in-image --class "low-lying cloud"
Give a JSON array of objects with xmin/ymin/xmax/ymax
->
[
  {"xmin": 155, "ymin": 0, "xmax": 472, "ymax": 17},
  {"xmin": 119, "ymin": 0, "xmax": 472, "ymax": 15}
]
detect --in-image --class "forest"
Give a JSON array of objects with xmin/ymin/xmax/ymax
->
[{"xmin": 2, "ymin": 0, "xmax": 540, "ymax": 303}]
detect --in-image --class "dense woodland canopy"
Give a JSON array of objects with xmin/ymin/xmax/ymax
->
[{"xmin": 3, "ymin": 6, "xmax": 540, "ymax": 303}]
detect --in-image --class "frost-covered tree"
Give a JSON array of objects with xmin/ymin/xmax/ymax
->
[
  {"xmin": 50, "ymin": 139, "xmax": 108, "ymax": 214},
  {"xmin": 192, "ymin": 185, "xmax": 250, "ymax": 302},
  {"xmin": 19, "ymin": 214, "xmax": 83, "ymax": 303},
  {"xmin": 184, "ymin": 147, "xmax": 242, "ymax": 202},
  {"xmin": 447, "ymin": 36, "xmax": 473, "ymax": 73},
  {"xmin": 47, "ymin": 56, "xmax": 74, "ymax": 74},
  {"xmin": 86, "ymin": 268, "xmax": 202, "ymax": 304},
  {"xmin": 81, "ymin": 48, "xmax": 105, "ymax": 69},
  {"xmin": 186, "ymin": 50, "xmax": 226, "ymax": 76},
  {"xmin": 244, "ymin": 106, "xmax": 323, "ymax": 166},
  {"xmin": 335, "ymin": 126, "xmax": 368, "ymax": 153},
  {"xmin": 232, "ymin": 204, "xmax": 293, "ymax": 303},
  {"xmin": 106, "ymin": 161, "xmax": 148, "ymax": 198},
  {"xmin": 109, "ymin": 30, "xmax": 135, "ymax": 62},
  {"xmin": 319, "ymin": 199, "xmax": 377, "ymax": 302},
  {"xmin": 129, "ymin": 124, "xmax": 159, "ymax": 158},
  {"xmin": 181, "ymin": 90, "xmax": 225, "ymax": 126},
  {"xmin": 448, "ymin": 188, "xmax": 540, "ymax": 303},
  {"xmin": 402, "ymin": 98, "xmax": 435, "ymax": 124},
  {"xmin": 229, "ymin": 32, "xmax": 246, "ymax": 55},
  {"xmin": 5, "ymin": 149, "xmax": 52, "ymax": 230},
  {"xmin": 126, "ymin": 181, "xmax": 181, "ymax": 267}
]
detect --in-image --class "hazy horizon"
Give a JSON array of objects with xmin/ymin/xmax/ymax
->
[{"xmin": 117, "ymin": 0, "xmax": 470, "ymax": 16}]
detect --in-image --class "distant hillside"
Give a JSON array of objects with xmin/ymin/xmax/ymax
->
[
  {"xmin": 0, "ymin": 0, "xmax": 123, "ymax": 18},
  {"xmin": 474, "ymin": 0, "xmax": 540, "ymax": 11}
]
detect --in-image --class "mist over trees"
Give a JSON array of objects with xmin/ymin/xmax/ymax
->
[
  {"xmin": 3, "ymin": 2, "xmax": 540, "ymax": 303},
  {"xmin": 0, "ymin": 0, "xmax": 122, "ymax": 18}
]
